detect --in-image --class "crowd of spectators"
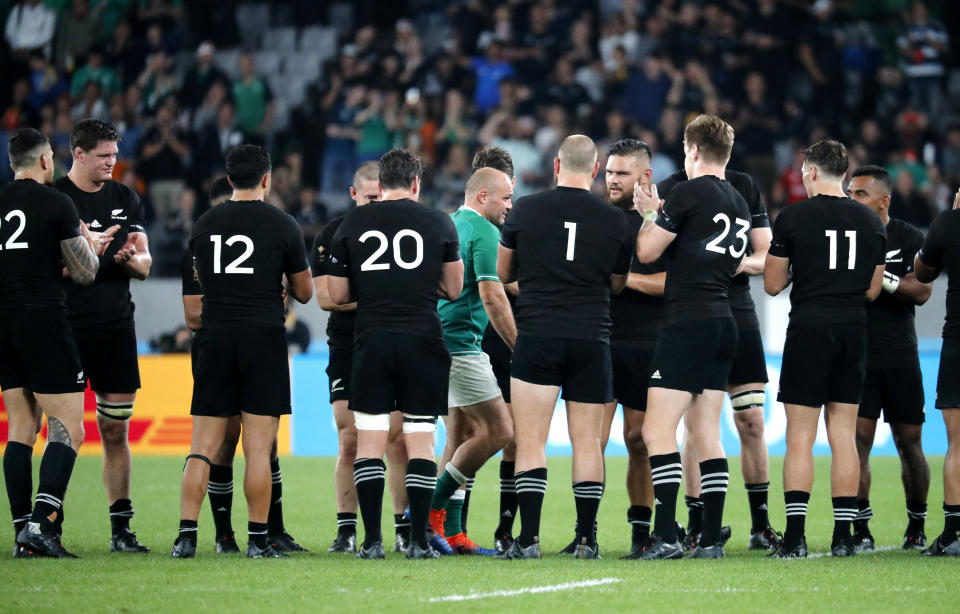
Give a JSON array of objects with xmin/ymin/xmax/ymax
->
[{"xmin": 1, "ymin": 0, "xmax": 959, "ymax": 277}]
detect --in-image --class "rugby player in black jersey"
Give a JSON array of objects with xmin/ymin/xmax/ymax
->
[
  {"xmin": 180, "ymin": 177, "xmax": 306, "ymax": 554},
  {"xmin": 847, "ymin": 165, "xmax": 932, "ymax": 552},
  {"xmin": 310, "ymin": 162, "xmax": 410, "ymax": 554},
  {"xmin": 3, "ymin": 128, "xmax": 116, "ymax": 557},
  {"xmin": 914, "ymin": 187, "xmax": 960, "ymax": 557},
  {"xmin": 327, "ymin": 149, "xmax": 463, "ymax": 560},
  {"xmin": 55, "ymin": 119, "xmax": 152, "ymax": 553},
  {"xmin": 172, "ymin": 145, "xmax": 313, "ymax": 558},
  {"xmin": 498, "ymin": 135, "xmax": 632, "ymax": 560},
  {"xmin": 634, "ymin": 115, "xmax": 750, "ymax": 560},
  {"xmin": 658, "ymin": 166, "xmax": 778, "ymax": 551},
  {"xmin": 765, "ymin": 140, "xmax": 886, "ymax": 558}
]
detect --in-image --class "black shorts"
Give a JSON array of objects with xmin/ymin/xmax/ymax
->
[
  {"xmin": 936, "ymin": 336, "xmax": 960, "ymax": 409},
  {"xmin": 326, "ymin": 341, "xmax": 352, "ymax": 403},
  {"xmin": 0, "ymin": 308, "xmax": 85, "ymax": 394},
  {"xmin": 481, "ymin": 328, "xmax": 512, "ymax": 403},
  {"xmin": 612, "ymin": 342, "xmax": 655, "ymax": 411},
  {"xmin": 778, "ymin": 322, "xmax": 866, "ymax": 406},
  {"xmin": 511, "ymin": 335, "xmax": 612, "ymax": 404},
  {"xmin": 191, "ymin": 327, "xmax": 291, "ymax": 417},
  {"xmin": 859, "ymin": 365, "xmax": 925, "ymax": 424},
  {"xmin": 350, "ymin": 330, "xmax": 450, "ymax": 416},
  {"xmin": 649, "ymin": 317, "xmax": 738, "ymax": 394},
  {"xmin": 728, "ymin": 327, "xmax": 769, "ymax": 387},
  {"xmin": 72, "ymin": 326, "xmax": 141, "ymax": 393}
]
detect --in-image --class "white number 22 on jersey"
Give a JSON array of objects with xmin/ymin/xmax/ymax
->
[
  {"xmin": 211, "ymin": 234, "xmax": 254, "ymax": 274},
  {"xmin": 705, "ymin": 213, "xmax": 749, "ymax": 257},
  {"xmin": 359, "ymin": 229, "xmax": 424, "ymax": 271},
  {"xmin": 825, "ymin": 230, "xmax": 857, "ymax": 270},
  {"xmin": 0, "ymin": 209, "xmax": 28, "ymax": 251}
]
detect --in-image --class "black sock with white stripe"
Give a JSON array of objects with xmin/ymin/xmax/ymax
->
[
  {"xmin": 745, "ymin": 482, "xmax": 770, "ymax": 532},
  {"xmin": 853, "ymin": 498, "xmax": 872, "ymax": 534},
  {"xmin": 496, "ymin": 461, "xmax": 517, "ymax": 538},
  {"xmin": 336, "ymin": 512, "xmax": 357, "ymax": 537},
  {"xmin": 942, "ymin": 503, "xmax": 960, "ymax": 543},
  {"xmin": 627, "ymin": 505, "xmax": 652, "ymax": 545},
  {"xmin": 515, "ymin": 467, "xmax": 548, "ymax": 548},
  {"xmin": 353, "ymin": 458, "xmax": 386, "ymax": 546},
  {"xmin": 650, "ymin": 452, "xmax": 682, "ymax": 543},
  {"xmin": 248, "ymin": 521, "xmax": 268, "ymax": 549},
  {"xmin": 699, "ymin": 458, "xmax": 729, "ymax": 548},
  {"xmin": 783, "ymin": 490, "xmax": 810, "ymax": 550},
  {"xmin": 31, "ymin": 442, "xmax": 76, "ymax": 524},
  {"xmin": 461, "ymin": 477, "xmax": 475, "ymax": 534},
  {"xmin": 178, "ymin": 519, "xmax": 198, "ymax": 545},
  {"xmin": 573, "ymin": 481, "xmax": 603, "ymax": 547},
  {"xmin": 906, "ymin": 499, "xmax": 926, "ymax": 533},
  {"xmin": 394, "ymin": 513, "xmax": 410, "ymax": 541},
  {"xmin": 406, "ymin": 459, "xmax": 437, "ymax": 549},
  {"xmin": 207, "ymin": 464, "xmax": 234, "ymax": 539},
  {"xmin": 267, "ymin": 458, "xmax": 285, "ymax": 536},
  {"xmin": 109, "ymin": 498, "xmax": 134, "ymax": 535},
  {"xmin": 832, "ymin": 496, "xmax": 857, "ymax": 542},
  {"xmin": 685, "ymin": 495, "xmax": 703, "ymax": 535},
  {"xmin": 3, "ymin": 441, "xmax": 32, "ymax": 538}
]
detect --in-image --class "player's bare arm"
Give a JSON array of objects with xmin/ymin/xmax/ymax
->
[
  {"xmin": 287, "ymin": 268, "xmax": 314, "ymax": 304},
  {"xmin": 634, "ymin": 184, "xmax": 676, "ymax": 263},
  {"xmin": 327, "ymin": 275, "xmax": 351, "ymax": 305},
  {"xmin": 610, "ymin": 273, "xmax": 627, "ymax": 294},
  {"xmin": 314, "ymin": 274, "xmax": 357, "ymax": 312},
  {"xmin": 763, "ymin": 253, "xmax": 791, "ymax": 296},
  {"xmin": 504, "ymin": 281, "xmax": 519, "ymax": 296},
  {"xmin": 497, "ymin": 245, "xmax": 517, "ymax": 285},
  {"xmin": 60, "ymin": 230, "xmax": 101, "ymax": 285},
  {"xmin": 182, "ymin": 294, "xmax": 202, "ymax": 331},
  {"xmin": 625, "ymin": 271, "xmax": 666, "ymax": 295},
  {"xmin": 479, "ymin": 279, "xmax": 517, "ymax": 350},
  {"xmin": 866, "ymin": 264, "xmax": 885, "ymax": 301},
  {"xmin": 737, "ymin": 227, "xmax": 772, "ymax": 276},
  {"xmin": 888, "ymin": 272, "xmax": 933, "ymax": 306},
  {"xmin": 438, "ymin": 259, "xmax": 464, "ymax": 300},
  {"xmin": 114, "ymin": 231, "xmax": 152, "ymax": 280}
]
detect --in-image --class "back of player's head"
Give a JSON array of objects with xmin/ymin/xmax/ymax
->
[
  {"xmin": 8, "ymin": 127, "xmax": 50, "ymax": 169},
  {"xmin": 607, "ymin": 138, "xmax": 652, "ymax": 163},
  {"xmin": 209, "ymin": 176, "xmax": 233, "ymax": 205},
  {"xmin": 465, "ymin": 167, "xmax": 510, "ymax": 197},
  {"xmin": 353, "ymin": 161, "xmax": 380, "ymax": 187},
  {"xmin": 70, "ymin": 118, "xmax": 120, "ymax": 152},
  {"xmin": 225, "ymin": 144, "xmax": 272, "ymax": 189},
  {"xmin": 804, "ymin": 140, "xmax": 848, "ymax": 178},
  {"xmin": 683, "ymin": 115, "xmax": 734, "ymax": 165},
  {"xmin": 850, "ymin": 164, "xmax": 892, "ymax": 194},
  {"xmin": 557, "ymin": 135, "xmax": 598, "ymax": 174},
  {"xmin": 378, "ymin": 148, "xmax": 423, "ymax": 190},
  {"xmin": 472, "ymin": 145, "xmax": 514, "ymax": 179}
]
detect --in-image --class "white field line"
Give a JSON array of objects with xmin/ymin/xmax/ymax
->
[
  {"xmin": 806, "ymin": 545, "xmax": 899, "ymax": 559},
  {"xmin": 426, "ymin": 577, "xmax": 622, "ymax": 602}
]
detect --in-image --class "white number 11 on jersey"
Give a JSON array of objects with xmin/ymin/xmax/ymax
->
[{"xmin": 564, "ymin": 221, "xmax": 577, "ymax": 261}]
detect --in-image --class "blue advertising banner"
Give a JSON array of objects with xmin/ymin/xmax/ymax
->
[{"xmin": 290, "ymin": 349, "xmax": 950, "ymax": 457}]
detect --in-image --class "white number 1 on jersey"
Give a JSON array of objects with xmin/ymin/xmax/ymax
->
[{"xmin": 564, "ymin": 221, "xmax": 577, "ymax": 261}]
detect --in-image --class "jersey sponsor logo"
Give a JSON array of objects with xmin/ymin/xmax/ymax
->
[
  {"xmin": 886, "ymin": 249, "xmax": 903, "ymax": 263},
  {"xmin": 651, "ymin": 370, "xmax": 662, "ymax": 380},
  {"xmin": 89, "ymin": 219, "xmax": 102, "ymax": 229},
  {"xmin": 111, "ymin": 209, "xmax": 128, "ymax": 220},
  {"xmin": 331, "ymin": 378, "xmax": 344, "ymax": 393}
]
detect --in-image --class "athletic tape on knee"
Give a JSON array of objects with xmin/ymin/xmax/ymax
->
[
  {"xmin": 445, "ymin": 462, "xmax": 468, "ymax": 485},
  {"xmin": 184, "ymin": 454, "xmax": 212, "ymax": 470},
  {"xmin": 354, "ymin": 411, "xmax": 390, "ymax": 431},
  {"xmin": 730, "ymin": 390, "xmax": 765, "ymax": 411},
  {"xmin": 96, "ymin": 400, "xmax": 134, "ymax": 421},
  {"xmin": 402, "ymin": 414, "xmax": 437, "ymax": 434}
]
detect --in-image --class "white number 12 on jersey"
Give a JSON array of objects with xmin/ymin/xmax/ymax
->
[{"xmin": 564, "ymin": 221, "xmax": 577, "ymax": 261}]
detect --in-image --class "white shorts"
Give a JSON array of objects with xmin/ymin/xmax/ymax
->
[{"xmin": 448, "ymin": 353, "xmax": 502, "ymax": 408}]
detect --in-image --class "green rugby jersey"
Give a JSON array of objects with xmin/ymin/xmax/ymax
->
[{"xmin": 438, "ymin": 207, "xmax": 501, "ymax": 355}]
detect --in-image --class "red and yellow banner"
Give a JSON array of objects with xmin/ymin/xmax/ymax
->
[{"xmin": 0, "ymin": 355, "xmax": 290, "ymax": 455}]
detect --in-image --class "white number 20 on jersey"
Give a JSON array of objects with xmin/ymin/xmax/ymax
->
[
  {"xmin": 211, "ymin": 234, "xmax": 254, "ymax": 274},
  {"xmin": 359, "ymin": 229, "xmax": 424, "ymax": 271}
]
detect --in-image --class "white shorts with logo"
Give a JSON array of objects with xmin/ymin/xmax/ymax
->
[{"xmin": 448, "ymin": 353, "xmax": 502, "ymax": 408}]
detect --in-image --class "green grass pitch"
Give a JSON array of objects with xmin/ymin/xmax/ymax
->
[{"xmin": 1, "ymin": 455, "xmax": 956, "ymax": 613}]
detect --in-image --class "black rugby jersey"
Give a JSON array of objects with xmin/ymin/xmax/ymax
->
[
  {"xmin": 866, "ymin": 218, "xmax": 923, "ymax": 367},
  {"xmin": 310, "ymin": 215, "xmax": 356, "ymax": 344},
  {"xmin": 918, "ymin": 209, "xmax": 960, "ymax": 338},
  {"xmin": 610, "ymin": 209, "xmax": 665, "ymax": 345}
]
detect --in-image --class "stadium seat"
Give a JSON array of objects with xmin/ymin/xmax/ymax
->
[
  {"xmin": 263, "ymin": 27, "xmax": 298, "ymax": 53},
  {"xmin": 234, "ymin": 3, "xmax": 269, "ymax": 49},
  {"xmin": 285, "ymin": 52, "xmax": 322, "ymax": 81},
  {"xmin": 214, "ymin": 48, "xmax": 242, "ymax": 80},
  {"xmin": 299, "ymin": 26, "xmax": 338, "ymax": 62},
  {"xmin": 254, "ymin": 51, "xmax": 282, "ymax": 77}
]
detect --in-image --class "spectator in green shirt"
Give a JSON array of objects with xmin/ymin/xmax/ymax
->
[
  {"xmin": 232, "ymin": 52, "xmax": 274, "ymax": 138},
  {"xmin": 70, "ymin": 46, "xmax": 119, "ymax": 97}
]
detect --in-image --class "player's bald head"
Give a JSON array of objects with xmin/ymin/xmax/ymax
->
[
  {"xmin": 465, "ymin": 167, "xmax": 511, "ymax": 198},
  {"xmin": 352, "ymin": 161, "xmax": 380, "ymax": 187},
  {"xmin": 557, "ymin": 135, "xmax": 598, "ymax": 175}
]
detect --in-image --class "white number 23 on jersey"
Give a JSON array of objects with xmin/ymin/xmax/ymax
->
[{"xmin": 705, "ymin": 213, "xmax": 749, "ymax": 258}]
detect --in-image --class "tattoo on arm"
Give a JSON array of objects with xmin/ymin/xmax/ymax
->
[
  {"xmin": 47, "ymin": 416, "xmax": 72, "ymax": 447},
  {"xmin": 60, "ymin": 235, "xmax": 99, "ymax": 285}
]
